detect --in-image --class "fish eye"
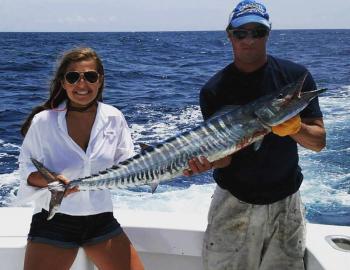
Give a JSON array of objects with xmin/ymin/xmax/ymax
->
[{"xmin": 278, "ymin": 93, "xmax": 284, "ymax": 98}]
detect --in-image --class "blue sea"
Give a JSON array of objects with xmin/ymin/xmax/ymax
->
[{"xmin": 0, "ymin": 30, "xmax": 349, "ymax": 226}]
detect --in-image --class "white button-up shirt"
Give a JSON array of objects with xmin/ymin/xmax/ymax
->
[{"xmin": 17, "ymin": 102, "xmax": 134, "ymax": 215}]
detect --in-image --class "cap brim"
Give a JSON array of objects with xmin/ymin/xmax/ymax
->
[{"xmin": 231, "ymin": 15, "xmax": 271, "ymax": 29}]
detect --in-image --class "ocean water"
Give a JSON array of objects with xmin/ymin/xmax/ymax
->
[{"xmin": 0, "ymin": 30, "xmax": 349, "ymax": 226}]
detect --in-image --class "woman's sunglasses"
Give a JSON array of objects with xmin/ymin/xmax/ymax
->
[
  {"xmin": 229, "ymin": 28, "xmax": 269, "ymax": 40},
  {"xmin": 64, "ymin": 71, "xmax": 100, "ymax": 85}
]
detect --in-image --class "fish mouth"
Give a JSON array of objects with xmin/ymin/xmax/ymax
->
[{"xmin": 299, "ymin": 88, "xmax": 327, "ymax": 102}]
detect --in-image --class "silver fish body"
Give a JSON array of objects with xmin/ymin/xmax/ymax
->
[
  {"xmin": 31, "ymin": 72, "xmax": 326, "ymax": 219},
  {"xmin": 74, "ymin": 107, "xmax": 267, "ymax": 189}
]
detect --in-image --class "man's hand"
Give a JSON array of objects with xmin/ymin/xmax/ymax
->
[
  {"xmin": 183, "ymin": 156, "xmax": 232, "ymax": 176},
  {"xmin": 183, "ymin": 156, "xmax": 212, "ymax": 176},
  {"xmin": 271, "ymin": 115, "xmax": 301, "ymax": 137}
]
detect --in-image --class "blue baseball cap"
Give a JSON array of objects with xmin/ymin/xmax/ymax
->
[{"xmin": 228, "ymin": 0, "xmax": 271, "ymax": 29}]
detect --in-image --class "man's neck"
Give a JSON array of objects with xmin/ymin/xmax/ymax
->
[{"xmin": 234, "ymin": 55, "xmax": 268, "ymax": 73}]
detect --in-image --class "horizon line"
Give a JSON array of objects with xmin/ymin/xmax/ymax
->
[{"xmin": 1, "ymin": 28, "xmax": 350, "ymax": 33}]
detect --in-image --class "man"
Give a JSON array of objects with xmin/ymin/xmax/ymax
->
[{"xmin": 184, "ymin": 1, "xmax": 326, "ymax": 269}]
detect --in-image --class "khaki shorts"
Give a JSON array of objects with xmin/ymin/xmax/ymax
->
[{"xmin": 202, "ymin": 186, "xmax": 306, "ymax": 270}]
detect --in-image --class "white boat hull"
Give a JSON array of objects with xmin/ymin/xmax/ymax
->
[{"xmin": 0, "ymin": 208, "xmax": 349, "ymax": 270}]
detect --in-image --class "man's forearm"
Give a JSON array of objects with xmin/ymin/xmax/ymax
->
[
  {"xmin": 290, "ymin": 118, "xmax": 326, "ymax": 152},
  {"xmin": 212, "ymin": 156, "xmax": 232, "ymax": 169}
]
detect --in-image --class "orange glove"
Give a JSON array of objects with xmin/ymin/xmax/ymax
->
[{"xmin": 271, "ymin": 115, "xmax": 301, "ymax": 137}]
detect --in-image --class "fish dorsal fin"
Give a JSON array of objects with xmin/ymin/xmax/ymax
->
[{"xmin": 206, "ymin": 105, "xmax": 241, "ymax": 122}]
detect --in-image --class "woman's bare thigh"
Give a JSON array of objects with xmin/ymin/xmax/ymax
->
[
  {"xmin": 24, "ymin": 241, "xmax": 79, "ymax": 270},
  {"xmin": 83, "ymin": 232, "xmax": 144, "ymax": 270}
]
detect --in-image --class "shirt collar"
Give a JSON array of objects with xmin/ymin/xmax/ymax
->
[
  {"xmin": 57, "ymin": 101, "xmax": 68, "ymax": 134},
  {"xmin": 56, "ymin": 101, "xmax": 112, "ymax": 139}
]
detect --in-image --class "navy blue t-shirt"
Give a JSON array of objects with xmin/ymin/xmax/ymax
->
[{"xmin": 200, "ymin": 55, "xmax": 323, "ymax": 204}]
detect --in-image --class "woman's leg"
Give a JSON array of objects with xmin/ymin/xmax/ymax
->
[
  {"xmin": 24, "ymin": 241, "xmax": 79, "ymax": 270},
  {"xmin": 83, "ymin": 232, "xmax": 144, "ymax": 270}
]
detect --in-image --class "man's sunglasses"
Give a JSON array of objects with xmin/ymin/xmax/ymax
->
[
  {"xmin": 64, "ymin": 71, "xmax": 100, "ymax": 85},
  {"xmin": 229, "ymin": 28, "xmax": 269, "ymax": 40}
]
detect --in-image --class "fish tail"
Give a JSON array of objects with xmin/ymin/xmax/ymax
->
[
  {"xmin": 31, "ymin": 158, "xmax": 67, "ymax": 220},
  {"xmin": 47, "ymin": 182, "xmax": 66, "ymax": 220}
]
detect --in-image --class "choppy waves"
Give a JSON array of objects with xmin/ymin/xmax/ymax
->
[{"xmin": 0, "ymin": 31, "xmax": 349, "ymax": 225}]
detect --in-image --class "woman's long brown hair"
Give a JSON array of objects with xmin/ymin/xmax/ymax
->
[{"xmin": 21, "ymin": 47, "xmax": 105, "ymax": 137}]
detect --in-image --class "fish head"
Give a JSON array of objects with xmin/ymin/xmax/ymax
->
[{"xmin": 254, "ymin": 72, "xmax": 326, "ymax": 126}]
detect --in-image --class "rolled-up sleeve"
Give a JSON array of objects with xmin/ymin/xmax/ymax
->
[{"xmin": 16, "ymin": 118, "xmax": 46, "ymax": 203}]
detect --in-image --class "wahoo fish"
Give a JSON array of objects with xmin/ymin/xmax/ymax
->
[{"xmin": 31, "ymin": 72, "xmax": 326, "ymax": 220}]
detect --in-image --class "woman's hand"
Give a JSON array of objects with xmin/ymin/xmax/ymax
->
[{"xmin": 56, "ymin": 174, "xmax": 79, "ymax": 197}]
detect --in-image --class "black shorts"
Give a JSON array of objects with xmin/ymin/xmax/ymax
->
[{"xmin": 28, "ymin": 209, "xmax": 123, "ymax": 248}]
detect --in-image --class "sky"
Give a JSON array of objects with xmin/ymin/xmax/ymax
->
[{"xmin": 1, "ymin": 0, "xmax": 349, "ymax": 32}]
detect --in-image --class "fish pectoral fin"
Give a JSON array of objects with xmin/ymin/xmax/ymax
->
[{"xmin": 150, "ymin": 181, "xmax": 160, "ymax": 194}]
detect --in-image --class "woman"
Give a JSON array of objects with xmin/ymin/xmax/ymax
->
[{"xmin": 17, "ymin": 47, "xmax": 144, "ymax": 270}]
